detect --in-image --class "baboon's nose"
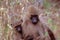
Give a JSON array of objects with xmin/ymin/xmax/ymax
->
[{"xmin": 30, "ymin": 15, "xmax": 39, "ymax": 25}]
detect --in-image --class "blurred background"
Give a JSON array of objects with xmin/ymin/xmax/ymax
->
[{"xmin": 0, "ymin": 0, "xmax": 60, "ymax": 40}]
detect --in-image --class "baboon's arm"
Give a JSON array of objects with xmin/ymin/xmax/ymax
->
[{"xmin": 47, "ymin": 28, "xmax": 56, "ymax": 40}]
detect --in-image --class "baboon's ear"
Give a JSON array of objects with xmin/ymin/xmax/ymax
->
[{"xmin": 47, "ymin": 28, "xmax": 56, "ymax": 40}]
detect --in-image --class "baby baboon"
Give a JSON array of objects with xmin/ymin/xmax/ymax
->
[{"xmin": 11, "ymin": 6, "xmax": 55, "ymax": 40}]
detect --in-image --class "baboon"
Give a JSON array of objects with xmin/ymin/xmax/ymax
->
[{"xmin": 11, "ymin": 6, "xmax": 55, "ymax": 40}]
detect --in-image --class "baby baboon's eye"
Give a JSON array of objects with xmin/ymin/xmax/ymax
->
[
  {"xmin": 30, "ymin": 15, "xmax": 39, "ymax": 25},
  {"xmin": 15, "ymin": 24, "xmax": 23, "ymax": 34}
]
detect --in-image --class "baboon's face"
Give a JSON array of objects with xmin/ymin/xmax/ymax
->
[{"xmin": 30, "ymin": 15, "xmax": 39, "ymax": 25}]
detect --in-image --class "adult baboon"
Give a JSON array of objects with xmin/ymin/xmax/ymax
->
[{"xmin": 11, "ymin": 6, "xmax": 55, "ymax": 40}]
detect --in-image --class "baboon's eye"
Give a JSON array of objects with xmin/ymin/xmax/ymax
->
[
  {"xmin": 15, "ymin": 24, "xmax": 22, "ymax": 34},
  {"xmin": 30, "ymin": 15, "xmax": 39, "ymax": 25}
]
